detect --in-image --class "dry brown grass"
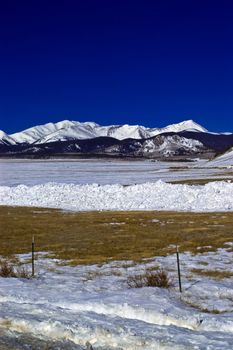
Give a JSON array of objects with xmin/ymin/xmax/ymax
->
[
  {"xmin": 191, "ymin": 268, "xmax": 233, "ymax": 280},
  {"xmin": 180, "ymin": 296, "xmax": 223, "ymax": 314},
  {"xmin": 127, "ymin": 269, "xmax": 173, "ymax": 288},
  {"xmin": 85, "ymin": 269, "xmax": 122, "ymax": 281},
  {"xmin": 0, "ymin": 260, "xmax": 15, "ymax": 277},
  {"xmin": 170, "ymin": 178, "xmax": 233, "ymax": 185},
  {"xmin": 169, "ymin": 166, "xmax": 190, "ymax": 171},
  {"xmin": 1, "ymin": 206, "xmax": 233, "ymax": 265},
  {"xmin": 0, "ymin": 259, "xmax": 30, "ymax": 278}
]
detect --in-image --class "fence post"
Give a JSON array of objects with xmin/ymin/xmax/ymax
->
[
  {"xmin": 32, "ymin": 235, "xmax": 35, "ymax": 277},
  {"xmin": 176, "ymin": 245, "xmax": 182, "ymax": 293}
]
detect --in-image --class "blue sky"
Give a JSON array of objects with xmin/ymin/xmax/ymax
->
[{"xmin": 0, "ymin": 0, "xmax": 232, "ymax": 133}]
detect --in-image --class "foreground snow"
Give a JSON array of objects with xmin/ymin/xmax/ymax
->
[
  {"xmin": 1, "ymin": 180, "xmax": 233, "ymax": 212},
  {"xmin": 0, "ymin": 248, "xmax": 233, "ymax": 349}
]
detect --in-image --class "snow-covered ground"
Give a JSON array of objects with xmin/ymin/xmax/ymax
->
[
  {"xmin": 0, "ymin": 159, "xmax": 232, "ymax": 187},
  {"xmin": 0, "ymin": 249, "xmax": 233, "ymax": 349}
]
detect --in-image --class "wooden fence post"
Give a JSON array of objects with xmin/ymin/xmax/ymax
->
[
  {"xmin": 176, "ymin": 245, "xmax": 182, "ymax": 293},
  {"xmin": 32, "ymin": 235, "xmax": 35, "ymax": 277}
]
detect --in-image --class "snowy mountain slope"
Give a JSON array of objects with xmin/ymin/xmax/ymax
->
[
  {"xmin": 36, "ymin": 124, "xmax": 99, "ymax": 143},
  {"xmin": 9, "ymin": 120, "xmax": 98, "ymax": 144},
  {"xmin": 5, "ymin": 119, "xmax": 208, "ymax": 145},
  {"xmin": 90, "ymin": 120, "xmax": 207, "ymax": 140},
  {"xmin": 10, "ymin": 120, "xmax": 78, "ymax": 144},
  {"xmin": 207, "ymin": 147, "xmax": 233, "ymax": 167},
  {"xmin": 96, "ymin": 124, "xmax": 151, "ymax": 139},
  {"xmin": 139, "ymin": 135, "xmax": 205, "ymax": 157},
  {"xmin": 0, "ymin": 130, "xmax": 17, "ymax": 145},
  {"xmin": 0, "ymin": 133, "xmax": 209, "ymax": 159},
  {"xmin": 148, "ymin": 120, "xmax": 208, "ymax": 136}
]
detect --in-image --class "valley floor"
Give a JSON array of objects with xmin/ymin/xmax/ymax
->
[{"xmin": 0, "ymin": 159, "xmax": 233, "ymax": 349}]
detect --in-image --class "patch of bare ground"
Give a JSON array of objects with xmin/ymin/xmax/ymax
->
[
  {"xmin": 170, "ymin": 178, "xmax": 233, "ymax": 185},
  {"xmin": 169, "ymin": 166, "xmax": 190, "ymax": 171},
  {"xmin": 1, "ymin": 206, "xmax": 233, "ymax": 265},
  {"xmin": 191, "ymin": 268, "xmax": 233, "ymax": 280},
  {"xmin": 180, "ymin": 295, "xmax": 224, "ymax": 314}
]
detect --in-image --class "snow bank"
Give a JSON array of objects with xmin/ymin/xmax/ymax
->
[{"xmin": 1, "ymin": 180, "xmax": 233, "ymax": 212}]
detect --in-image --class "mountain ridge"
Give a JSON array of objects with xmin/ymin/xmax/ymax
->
[
  {"xmin": 1, "ymin": 120, "xmax": 233, "ymax": 160},
  {"xmin": 2, "ymin": 119, "xmax": 207, "ymax": 145}
]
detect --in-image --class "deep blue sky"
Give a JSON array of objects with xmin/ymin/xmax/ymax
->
[{"xmin": 0, "ymin": 0, "xmax": 232, "ymax": 133}]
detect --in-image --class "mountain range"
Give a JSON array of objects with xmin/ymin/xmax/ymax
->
[
  {"xmin": 1, "ymin": 119, "xmax": 233, "ymax": 160},
  {"xmin": 0, "ymin": 119, "xmax": 206, "ymax": 145}
]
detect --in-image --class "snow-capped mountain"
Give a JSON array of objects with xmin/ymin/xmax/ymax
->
[
  {"xmin": 9, "ymin": 120, "xmax": 81, "ymax": 144},
  {"xmin": 2, "ymin": 119, "xmax": 207, "ymax": 145},
  {"xmin": 1, "ymin": 119, "xmax": 233, "ymax": 160},
  {"xmin": 147, "ymin": 120, "xmax": 207, "ymax": 135},
  {"xmin": 1, "ymin": 133, "xmax": 208, "ymax": 159}
]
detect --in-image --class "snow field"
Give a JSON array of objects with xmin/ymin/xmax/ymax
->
[
  {"xmin": 1, "ymin": 159, "xmax": 232, "ymax": 187},
  {"xmin": 1, "ymin": 180, "xmax": 233, "ymax": 212},
  {"xmin": 0, "ymin": 248, "xmax": 233, "ymax": 349}
]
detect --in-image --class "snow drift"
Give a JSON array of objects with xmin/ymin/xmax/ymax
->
[{"xmin": 1, "ymin": 180, "xmax": 233, "ymax": 212}]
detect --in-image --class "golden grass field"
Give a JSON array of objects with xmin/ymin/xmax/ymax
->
[{"xmin": 1, "ymin": 205, "xmax": 233, "ymax": 265}]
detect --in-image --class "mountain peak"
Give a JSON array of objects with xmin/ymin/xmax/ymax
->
[{"xmin": 178, "ymin": 119, "xmax": 207, "ymax": 132}]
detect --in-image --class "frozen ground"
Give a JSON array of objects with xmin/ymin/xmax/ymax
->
[
  {"xmin": 0, "ymin": 248, "xmax": 233, "ymax": 349},
  {"xmin": 0, "ymin": 158, "xmax": 232, "ymax": 187}
]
